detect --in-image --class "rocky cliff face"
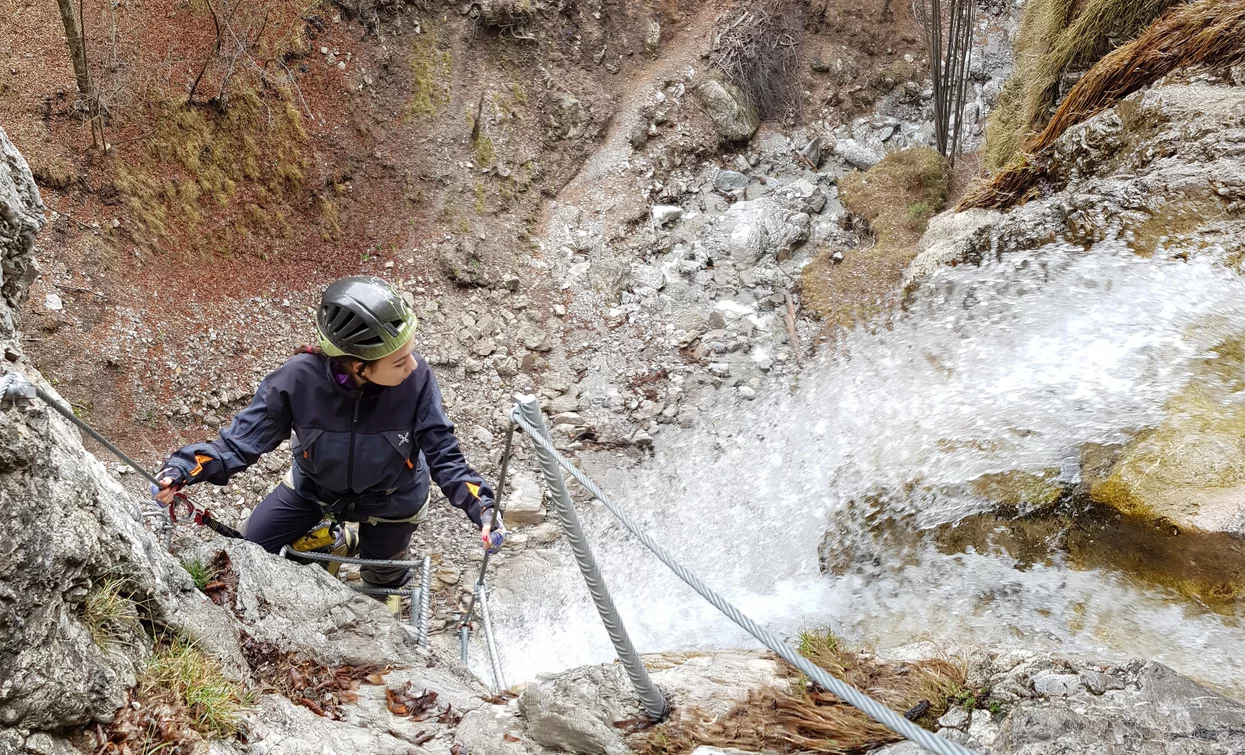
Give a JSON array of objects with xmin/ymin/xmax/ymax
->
[
  {"xmin": 0, "ymin": 125, "xmax": 489, "ymax": 755},
  {"xmin": 0, "ymin": 125, "xmax": 241, "ymax": 746},
  {"xmin": 0, "ymin": 128, "xmax": 42, "ymax": 344}
]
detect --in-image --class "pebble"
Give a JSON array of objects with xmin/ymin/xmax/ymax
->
[
  {"xmin": 713, "ymin": 170, "xmax": 749, "ymax": 192},
  {"xmin": 938, "ymin": 706, "xmax": 970, "ymax": 730},
  {"xmin": 651, "ymin": 205, "xmax": 683, "ymax": 226}
]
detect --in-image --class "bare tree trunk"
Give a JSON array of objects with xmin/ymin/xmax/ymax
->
[{"xmin": 55, "ymin": 0, "xmax": 94, "ymax": 101}]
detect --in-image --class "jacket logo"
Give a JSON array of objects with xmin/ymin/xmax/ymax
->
[{"xmin": 397, "ymin": 432, "xmax": 410, "ymax": 446}]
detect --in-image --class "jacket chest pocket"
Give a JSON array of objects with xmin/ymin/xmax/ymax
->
[
  {"xmin": 293, "ymin": 427, "xmax": 325, "ymax": 473},
  {"xmin": 383, "ymin": 428, "xmax": 417, "ymax": 473}
]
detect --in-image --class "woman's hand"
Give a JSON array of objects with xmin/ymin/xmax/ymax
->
[
  {"xmin": 480, "ymin": 508, "xmax": 506, "ymax": 554},
  {"xmin": 149, "ymin": 469, "xmax": 185, "ymax": 507}
]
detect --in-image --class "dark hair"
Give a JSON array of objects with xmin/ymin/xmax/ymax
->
[{"xmin": 294, "ymin": 345, "xmax": 378, "ymax": 376}]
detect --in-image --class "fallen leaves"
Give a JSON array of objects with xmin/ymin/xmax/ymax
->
[
  {"xmin": 386, "ymin": 685, "xmax": 439, "ymax": 719},
  {"xmin": 241, "ymin": 633, "xmax": 388, "ymax": 720},
  {"xmin": 384, "ymin": 682, "xmax": 463, "ymax": 725},
  {"xmin": 201, "ymin": 550, "xmax": 238, "ymax": 609},
  {"xmin": 96, "ymin": 689, "xmax": 198, "ymax": 755}
]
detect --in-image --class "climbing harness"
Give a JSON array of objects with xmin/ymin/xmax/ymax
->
[
  {"xmin": 458, "ymin": 419, "xmax": 516, "ymax": 692},
  {"xmin": 506, "ymin": 394, "xmax": 980, "ymax": 755},
  {"xmin": 0, "ymin": 369, "xmax": 242, "ymax": 541}
]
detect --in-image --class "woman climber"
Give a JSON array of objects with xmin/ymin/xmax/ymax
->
[{"xmin": 152, "ymin": 275, "xmax": 504, "ymax": 592}]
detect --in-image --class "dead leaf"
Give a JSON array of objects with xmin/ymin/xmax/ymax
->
[
  {"xmin": 503, "ymin": 733, "xmax": 521, "ymax": 742},
  {"xmin": 385, "ymin": 688, "xmax": 408, "ymax": 716}
]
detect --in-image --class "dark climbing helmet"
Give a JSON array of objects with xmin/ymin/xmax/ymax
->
[{"xmin": 316, "ymin": 276, "xmax": 418, "ymax": 361}]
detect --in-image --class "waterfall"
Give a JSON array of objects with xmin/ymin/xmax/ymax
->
[{"xmin": 484, "ymin": 239, "xmax": 1245, "ymax": 694}]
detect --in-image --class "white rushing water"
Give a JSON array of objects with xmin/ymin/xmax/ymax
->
[{"xmin": 481, "ymin": 240, "xmax": 1245, "ymax": 694}]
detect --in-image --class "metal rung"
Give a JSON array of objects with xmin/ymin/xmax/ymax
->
[
  {"xmin": 279, "ymin": 545, "xmax": 424, "ymax": 569},
  {"xmin": 351, "ymin": 584, "xmax": 417, "ymax": 597}
]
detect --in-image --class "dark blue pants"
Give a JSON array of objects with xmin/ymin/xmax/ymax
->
[{"xmin": 245, "ymin": 478, "xmax": 428, "ymax": 587}]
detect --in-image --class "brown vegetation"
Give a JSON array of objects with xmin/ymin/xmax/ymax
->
[
  {"xmin": 802, "ymin": 147, "xmax": 950, "ymax": 330},
  {"xmin": 710, "ymin": 0, "xmax": 807, "ymax": 121},
  {"xmin": 982, "ymin": 0, "xmax": 1177, "ymax": 173},
  {"xmin": 964, "ymin": 0, "xmax": 1245, "ymax": 211},
  {"xmin": 638, "ymin": 630, "xmax": 965, "ymax": 755}
]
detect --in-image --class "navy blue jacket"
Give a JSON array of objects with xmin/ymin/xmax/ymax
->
[{"xmin": 163, "ymin": 352, "xmax": 494, "ymax": 525}]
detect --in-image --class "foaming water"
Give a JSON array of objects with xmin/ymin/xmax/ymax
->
[{"xmin": 483, "ymin": 241, "xmax": 1245, "ymax": 694}]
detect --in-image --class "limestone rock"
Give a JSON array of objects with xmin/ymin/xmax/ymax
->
[
  {"xmin": 710, "ymin": 198, "xmax": 810, "ymax": 265},
  {"xmin": 832, "ymin": 139, "xmax": 881, "ymax": 170},
  {"xmin": 181, "ymin": 539, "xmax": 413, "ymax": 667},
  {"xmin": 992, "ymin": 661, "xmax": 1245, "ymax": 754},
  {"xmin": 1, "ymin": 125, "xmax": 43, "ymax": 340},
  {"xmin": 1031, "ymin": 671, "xmax": 1082, "ymax": 697},
  {"xmin": 519, "ymin": 322, "xmax": 553, "ymax": 352},
  {"xmin": 518, "ymin": 651, "xmax": 787, "ymax": 755},
  {"xmin": 713, "ymin": 170, "xmax": 749, "ymax": 193},
  {"xmin": 1087, "ymin": 369, "xmax": 1245, "ymax": 536},
  {"xmin": 695, "ymin": 80, "xmax": 759, "ymax": 143},
  {"xmin": 651, "ymin": 205, "xmax": 683, "ymax": 227},
  {"xmin": 903, "ymin": 208, "xmax": 1001, "ymax": 289},
  {"xmin": 504, "ymin": 471, "xmax": 546, "ymax": 526}
]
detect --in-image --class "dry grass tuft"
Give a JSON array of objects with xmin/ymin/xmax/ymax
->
[
  {"xmin": 143, "ymin": 640, "xmax": 251, "ymax": 737},
  {"xmin": 802, "ymin": 147, "xmax": 949, "ymax": 329},
  {"xmin": 966, "ymin": 0, "xmax": 1245, "ymax": 211},
  {"xmin": 116, "ymin": 84, "xmax": 309, "ymax": 253},
  {"xmin": 983, "ymin": 0, "xmax": 1177, "ymax": 173},
  {"xmin": 82, "ymin": 578, "xmax": 143, "ymax": 657},
  {"xmin": 98, "ymin": 638, "xmax": 252, "ymax": 754},
  {"xmin": 637, "ymin": 629, "xmax": 966, "ymax": 755}
]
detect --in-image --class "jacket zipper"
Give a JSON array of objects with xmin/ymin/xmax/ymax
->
[{"xmin": 347, "ymin": 393, "xmax": 361, "ymax": 491}]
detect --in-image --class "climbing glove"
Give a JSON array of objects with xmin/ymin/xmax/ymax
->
[{"xmin": 480, "ymin": 508, "xmax": 506, "ymax": 555}]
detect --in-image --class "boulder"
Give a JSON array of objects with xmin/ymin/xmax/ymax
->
[
  {"xmin": 1087, "ymin": 361, "xmax": 1245, "ymax": 536},
  {"xmin": 713, "ymin": 170, "xmax": 749, "ymax": 193},
  {"xmin": 903, "ymin": 208, "xmax": 1001, "ymax": 289},
  {"xmin": 651, "ymin": 205, "xmax": 683, "ymax": 227},
  {"xmin": 518, "ymin": 651, "xmax": 787, "ymax": 755},
  {"xmin": 695, "ymin": 80, "xmax": 759, "ymax": 143},
  {"xmin": 832, "ymin": 138, "xmax": 882, "ymax": 170},
  {"xmin": 710, "ymin": 198, "xmax": 810, "ymax": 264}
]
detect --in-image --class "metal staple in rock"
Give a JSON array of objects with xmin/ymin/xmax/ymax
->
[
  {"xmin": 509, "ymin": 404, "xmax": 979, "ymax": 755},
  {"xmin": 419, "ymin": 555, "xmax": 431, "ymax": 648},
  {"xmin": 276, "ymin": 546, "xmax": 425, "ymax": 570}
]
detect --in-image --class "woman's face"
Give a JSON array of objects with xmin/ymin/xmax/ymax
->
[{"xmin": 358, "ymin": 337, "xmax": 417, "ymax": 386}]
